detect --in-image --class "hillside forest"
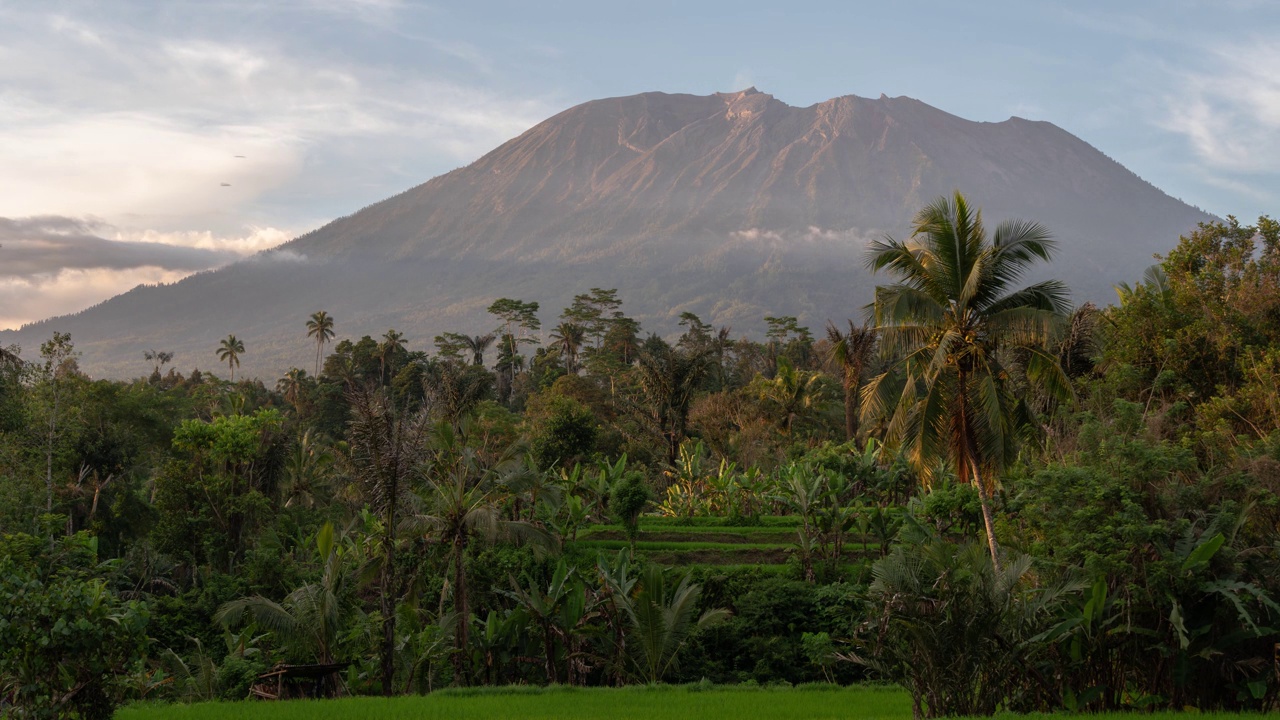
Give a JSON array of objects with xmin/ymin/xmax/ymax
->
[{"xmin": 1, "ymin": 194, "xmax": 1278, "ymax": 718}]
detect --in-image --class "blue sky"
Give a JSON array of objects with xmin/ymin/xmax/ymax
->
[{"xmin": 1, "ymin": 0, "xmax": 1277, "ymax": 327}]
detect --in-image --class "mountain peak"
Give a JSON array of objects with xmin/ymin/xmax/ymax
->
[{"xmin": 2, "ymin": 89, "xmax": 1217, "ymax": 378}]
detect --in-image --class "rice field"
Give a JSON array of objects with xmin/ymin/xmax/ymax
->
[
  {"xmin": 118, "ymin": 684, "xmax": 910, "ymax": 720},
  {"xmin": 115, "ymin": 684, "xmax": 1280, "ymax": 720},
  {"xmin": 572, "ymin": 516, "xmax": 876, "ymax": 567}
]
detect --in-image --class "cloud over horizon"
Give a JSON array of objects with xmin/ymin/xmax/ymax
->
[
  {"xmin": 0, "ymin": 215, "xmax": 299, "ymax": 330},
  {"xmin": 0, "ymin": 216, "xmax": 239, "ymax": 277}
]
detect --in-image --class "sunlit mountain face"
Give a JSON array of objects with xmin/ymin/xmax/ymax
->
[{"xmin": 3, "ymin": 89, "xmax": 1213, "ymax": 378}]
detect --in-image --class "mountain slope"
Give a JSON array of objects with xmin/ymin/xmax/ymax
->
[{"xmin": 3, "ymin": 89, "xmax": 1214, "ymax": 378}]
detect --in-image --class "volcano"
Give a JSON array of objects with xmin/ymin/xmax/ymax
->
[{"xmin": 3, "ymin": 88, "xmax": 1214, "ymax": 378}]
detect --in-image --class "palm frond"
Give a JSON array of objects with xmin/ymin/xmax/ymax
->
[
  {"xmin": 1023, "ymin": 344, "xmax": 1076, "ymax": 407},
  {"xmin": 982, "ymin": 280, "xmax": 1072, "ymax": 317}
]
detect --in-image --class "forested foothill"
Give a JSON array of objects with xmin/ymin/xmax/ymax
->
[{"xmin": 1, "ymin": 196, "xmax": 1278, "ymax": 718}]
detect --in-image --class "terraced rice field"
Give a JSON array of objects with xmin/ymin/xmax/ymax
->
[{"xmin": 571, "ymin": 516, "xmax": 878, "ymax": 567}]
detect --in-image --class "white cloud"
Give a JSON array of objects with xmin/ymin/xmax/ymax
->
[
  {"xmin": 118, "ymin": 226, "xmax": 298, "ymax": 256},
  {"xmin": 0, "ymin": 5, "xmax": 557, "ymax": 327},
  {"xmin": 0, "ymin": 111, "xmax": 301, "ymax": 221},
  {"xmin": 0, "ymin": 7, "xmax": 554, "ymax": 228},
  {"xmin": 0, "ymin": 218, "xmax": 297, "ymax": 329},
  {"xmin": 731, "ymin": 226, "xmax": 878, "ymax": 246},
  {"xmin": 0, "ymin": 267, "xmax": 194, "ymax": 331},
  {"xmin": 1162, "ymin": 39, "xmax": 1280, "ymax": 174}
]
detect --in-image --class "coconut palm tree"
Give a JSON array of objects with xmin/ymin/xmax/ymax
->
[
  {"xmin": 826, "ymin": 320, "xmax": 877, "ymax": 441},
  {"xmin": 379, "ymin": 329, "xmax": 406, "ymax": 384},
  {"xmin": 464, "ymin": 333, "xmax": 495, "ymax": 367},
  {"xmin": 408, "ymin": 420, "xmax": 551, "ymax": 679},
  {"xmin": 862, "ymin": 191, "xmax": 1072, "ymax": 568},
  {"xmin": 550, "ymin": 322, "xmax": 586, "ymax": 374},
  {"xmin": 306, "ymin": 311, "xmax": 336, "ymax": 376},
  {"xmin": 276, "ymin": 368, "xmax": 308, "ymax": 415},
  {"xmin": 216, "ymin": 335, "xmax": 244, "ymax": 381},
  {"xmin": 634, "ymin": 342, "xmax": 711, "ymax": 467},
  {"xmin": 752, "ymin": 356, "xmax": 830, "ymax": 435},
  {"xmin": 282, "ymin": 429, "xmax": 334, "ymax": 509}
]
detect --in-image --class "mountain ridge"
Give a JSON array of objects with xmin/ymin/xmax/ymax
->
[{"xmin": 2, "ymin": 88, "xmax": 1215, "ymax": 378}]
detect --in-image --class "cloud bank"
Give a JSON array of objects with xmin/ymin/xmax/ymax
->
[
  {"xmin": 0, "ymin": 217, "xmax": 238, "ymax": 277},
  {"xmin": 0, "ymin": 215, "xmax": 296, "ymax": 330},
  {"xmin": 731, "ymin": 226, "xmax": 880, "ymax": 246}
]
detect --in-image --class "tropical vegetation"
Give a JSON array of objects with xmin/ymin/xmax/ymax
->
[{"xmin": 0, "ymin": 196, "xmax": 1277, "ymax": 718}]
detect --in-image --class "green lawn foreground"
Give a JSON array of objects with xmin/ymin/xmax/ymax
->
[
  {"xmin": 113, "ymin": 684, "xmax": 1280, "ymax": 720},
  {"xmin": 118, "ymin": 685, "xmax": 909, "ymax": 720}
]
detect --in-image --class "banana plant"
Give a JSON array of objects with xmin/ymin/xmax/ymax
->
[
  {"xmin": 595, "ymin": 550, "xmax": 638, "ymax": 686},
  {"xmin": 502, "ymin": 559, "xmax": 595, "ymax": 685},
  {"xmin": 539, "ymin": 493, "xmax": 592, "ymax": 547}
]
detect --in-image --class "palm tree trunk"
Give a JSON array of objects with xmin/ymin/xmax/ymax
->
[
  {"xmin": 843, "ymin": 360, "xmax": 864, "ymax": 441},
  {"xmin": 315, "ymin": 341, "xmax": 322, "ymax": 377},
  {"xmin": 956, "ymin": 366, "xmax": 1000, "ymax": 570},
  {"xmin": 45, "ymin": 380, "xmax": 57, "ymax": 513},
  {"xmin": 452, "ymin": 538, "xmax": 469, "ymax": 683},
  {"xmin": 380, "ymin": 486, "xmax": 398, "ymax": 695},
  {"xmin": 970, "ymin": 458, "xmax": 1001, "ymax": 572}
]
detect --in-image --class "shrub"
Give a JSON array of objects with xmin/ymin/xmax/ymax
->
[{"xmin": 0, "ymin": 533, "xmax": 150, "ymax": 719}]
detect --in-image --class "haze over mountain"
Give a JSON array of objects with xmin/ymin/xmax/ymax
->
[{"xmin": 2, "ymin": 89, "xmax": 1215, "ymax": 379}]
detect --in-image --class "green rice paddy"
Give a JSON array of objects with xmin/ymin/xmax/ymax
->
[
  {"xmin": 572, "ymin": 516, "xmax": 873, "ymax": 567},
  {"xmin": 119, "ymin": 684, "xmax": 910, "ymax": 720},
  {"xmin": 116, "ymin": 684, "xmax": 1280, "ymax": 720}
]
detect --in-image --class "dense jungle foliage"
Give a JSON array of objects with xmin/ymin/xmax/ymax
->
[{"xmin": 1, "ymin": 198, "xmax": 1278, "ymax": 718}]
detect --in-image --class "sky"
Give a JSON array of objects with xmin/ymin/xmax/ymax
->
[{"xmin": 1, "ymin": 0, "xmax": 1277, "ymax": 329}]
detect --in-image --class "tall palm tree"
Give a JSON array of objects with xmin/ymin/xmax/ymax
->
[
  {"xmin": 550, "ymin": 322, "xmax": 586, "ymax": 374},
  {"xmin": 826, "ymin": 320, "xmax": 877, "ymax": 441},
  {"xmin": 216, "ymin": 335, "xmax": 244, "ymax": 381},
  {"xmin": 711, "ymin": 326, "xmax": 733, "ymax": 390},
  {"xmin": 283, "ymin": 429, "xmax": 334, "ymax": 509},
  {"xmin": 634, "ymin": 343, "xmax": 711, "ymax": 467},
  {"xmin": 752, "ymin": 356, "xmax": 829, "ymax": 435},
  {"xmin": 277, "ymin": 367, "xmax": 309, "ymax": 416},
  {"xmin": 306, "ymin": 311, "xmax": 336, "ymax": 376},
  {"xmin": 409, "ymin": 420, "xmax": 551, "ymax": 680},
  {"xmin": 346, "ymin": 385, "xmax": 429, "ymax": 695},
  {"xmin": 464, "ymin": 333, "xmax": 495, "ymax": 367},
  {"xmin": 862, "ymin": 191, "xmax": 1072, "ymax": 568},
  {"xmin": 379, "ymin": 329, "xmax": 406, "ymax": 384}
]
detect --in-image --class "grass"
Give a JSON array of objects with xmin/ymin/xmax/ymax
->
[
  {"xmin": 118, "ymin": 684, "xmax": 911, "ymax": 720},
  {"xmin": 116, "ymin": 684, "xmax": 1280, "ymax": 720}
]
